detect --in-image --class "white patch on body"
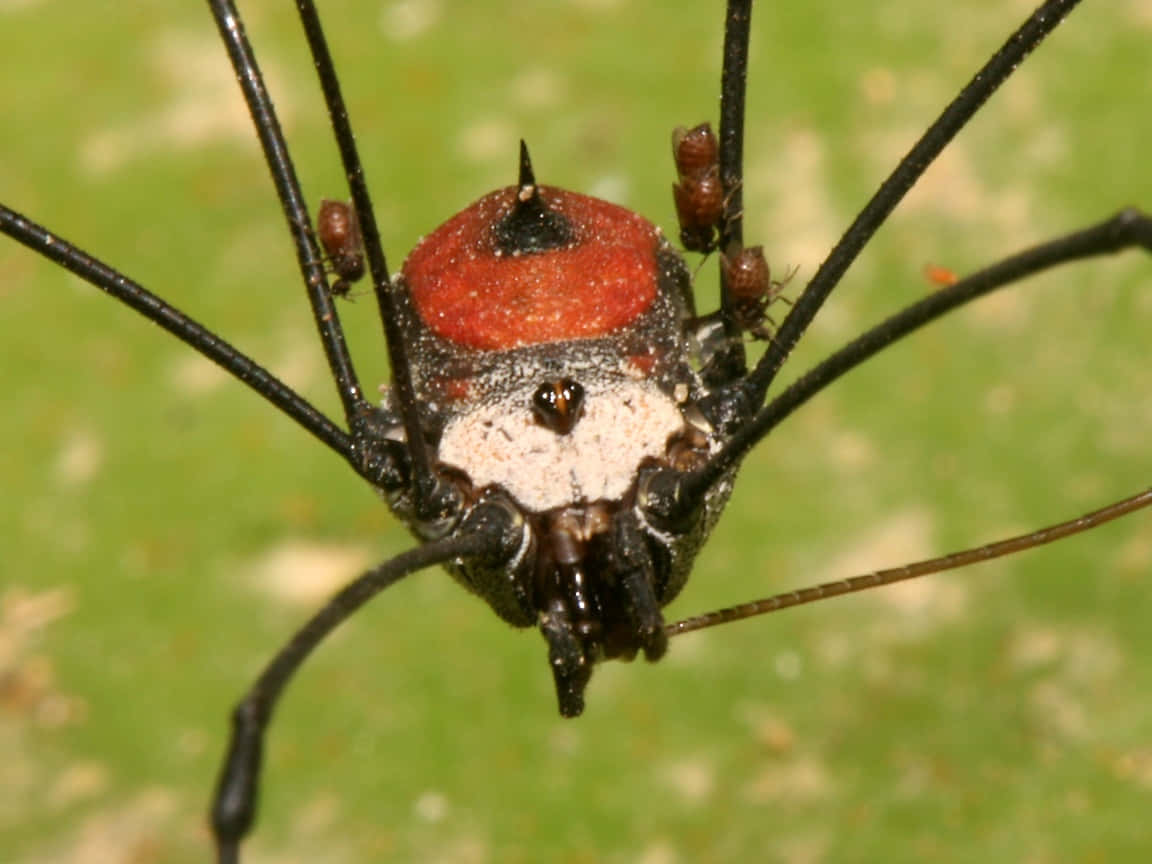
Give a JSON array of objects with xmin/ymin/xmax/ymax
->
[{"xmin": 438, "ymin": 380, "xmax": 684, "ymax": 512}]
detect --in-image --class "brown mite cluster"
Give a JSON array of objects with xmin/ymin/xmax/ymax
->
[
  {"xmin": 316, "ymin": 198, "xmax": 366, "ymax": 297},
  {"xmin": 671, "ymin": 123, "xmax": 724, "ymax": 252}
]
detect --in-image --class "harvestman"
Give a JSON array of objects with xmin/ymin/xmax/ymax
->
[{"xmin": 1, "ymin": 0, "xmax": 1149, "ymax": 861}]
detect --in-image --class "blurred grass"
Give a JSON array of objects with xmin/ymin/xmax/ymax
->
[{"xmin": 2, "ymin": 0, "xmax": 1151, "ymax": 862}]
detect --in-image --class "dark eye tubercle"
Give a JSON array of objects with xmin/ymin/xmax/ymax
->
[{"xmin": 531, "ymin": 379, "xmax": 585, "ymax": 435}]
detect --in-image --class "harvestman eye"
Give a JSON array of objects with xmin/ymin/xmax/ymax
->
[
  {"xmin": 1, "ymin": 1, "xmax": 1149, "ymax": 861},
  {"xmin": 531, "ymin": 379, "xmax": 586, "ymax": 435}
]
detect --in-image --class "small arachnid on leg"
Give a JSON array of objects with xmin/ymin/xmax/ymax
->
[
  {"xmin": 316, "ymin": 198, "xmax": 366, "ymax": 298},
  {"xmin": 721, "ymin": 244, "xmax": 794, "ymax": 341}
]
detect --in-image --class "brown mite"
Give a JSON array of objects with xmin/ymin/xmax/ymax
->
[
  {"xmin": 671, "ymin": 123, "xmax": 719, "ymax": 179},
  {"xmin": 923, "ymin": 262, "xmax": 960, "ymax": 287},
  {"xmin": 316, "ymin": 199, "xmax": 365, "ymax": 297},
  {"xmin": 531, "ymin": 378, "xmax": 586, "ymax": 435},
  {"xmin": 671, "ymin": 123, "xmax": 724, "ymax": 253},
  {"xmin": 721, "ymin": 244, "xmax": 791, "ymax": 340},
  {"xmin": 673, "ymin": 167, "xmax": 725, "ymax": 253}
]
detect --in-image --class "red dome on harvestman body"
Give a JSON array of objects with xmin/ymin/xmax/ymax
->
[{"xmin": 401, "ymin": 184, "xmax": 663, "ymax": 351}]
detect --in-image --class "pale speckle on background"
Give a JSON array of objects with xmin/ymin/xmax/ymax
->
[
  {"xmin": 1129, "ymin": 0, "xmax": 1152, "ymax": 28},
  {"xmin": 20, "ymin": 788, "xmax": 181, "ymax": 864},
  {"xmin": 53, "ymin": 428, "xmax": 104, "ymax": 487},
  {"xmin": 957, "ymin": 272, "xmax": 1032, "ymax": 330},
  {"xmin": 1007, "ymin": 624, "xmax": 1063, "ymax": 671},
  {"xmin": 828, "ymin": 428, "xmax": 876, "ymax": 472},
  {"xmin": 741, "ymin": 753, "xmax": 834, "ymax": 803},
  {"xmin": 857, "ymin": 63, "xmax": 1060, "ymax": 268},
  {"xmin": 414, "ymin": 792, "xmax": 449, "ymax": 824},
  {"xmin": 294, "ymin": 792, "xmax": 341, "ymax": 838},
  {"xmin": 813, "ymin": 630, "xmax": 854, "ymax": 670},
  {"xmin": 660, "ymin": 755, "xmax": 716, "ymax": 804},
  {"xmin": 775, "ymin": 831, "xmax": 832, "ymax": 864},
  {"xmin": 1029, "ymin": 680, "xmax": 1088, "ymax": 740},
  {"xmin": 859, "ymin": 66, "xmax": 897, "ymax": 106},
  {"xmin": 586, "ymin": 173, "xmax": 630, "ymax": 205},
  {"xmin": 169, "ymin": 351, "xmax": 229, "ymax": 397},
  {"xmin": 1008, "ymin": 625, "xmax": 1125, "ymax": 742},
  {"xmin": 818, "ymin": 510, "xmax": 973, "ymax": 640},
  {"xmin": 269, "ymin": 327, "xmax": 326, "ymax": 396},
  {"xmin": 380, "ymin": 0, "xmax": 442, "ymax": 41},
  {"xmin": 456, "ymin": 118, "xmax": 518, "ymax": 164},
  {"xmin": 0, "ymin": 0, "xmax": 42, "ymax": 12},
  {"xmin": 0, "ymin": 591, "xmax": 85, "ymax": 736},
  {"xmin": 748, "ymin": 128, "xmax": 852, "ymax": 339},
  {"xmin": 565, "ymin": 0, "xmax": 624, "ymax": 10},
  {"xmin": 896, "ymin": 134, "xmax": 1036, "ymax": 240},
  {"xmin": 175, "ymin": 727, "xmax": 209, "ymax": 759},
  {"xmin": 172, "ymin": 322, "xmax": 320, "ymax": 404},
  {"xmin": 773, "ymin": 649, "xmax": 803, "ymax": 680},
  {"xmin": 1057, "ymin": 630, "xmax": 1123, "ymax": 686},
  {"xmin": 750, "ymin": 129, "xmax": 839, "ymax": 288},
  {"xmin": 734, "ymin": 703, "xmax": 797, "ymax": 754},
  {"xmin": 818, "ymin": 509, "xmax": 935, "ymax": 589},
  {"xmin": 80, "ymin": 32, "xmax": 292, "ymax": 177},
  {"xmin": 510, "ymin": 67, "xmax": 567, "ymax": 110},
  {"xmin": 1115, "ymin": 531, "xmax": 1152, "ymax": 572},
  {"xmin": 873, "ymin": 567, "xmax": 968, "ymax": 624},
  {"xmin": 0, "ymin": 585, "xmax": 75, "ymax": 640},
  {"xmin": 423, "ymin": 835, "xmax": 488, "ymax": 864},
  {"xmin": 248, "ymin": 539, "xmax": 380, "ymax": 606},
  {"xmin": 1112, "ymin": 749, "xmax": 1152, "ymax": 789},
  {"xmin": 547, "ymin": 723, "xmax": 582, "ymax": 756},
  {"xmin": 982, "ymin": 383, "xmax": 1016, "ymax": 416},
  {"xmin": 48, "ymin": 761, "xmax": 109, "ymax": 809},
  {"xmin": 660, "ymin": 625, "xmax": 713, "ymax": 665},
  {"xmin": 414, "ymin": 790, "xmax": 449, "ymax": 823},
  {"xmin": 638, "ymin": 841, "xmax": 679, "ymax": 864}
]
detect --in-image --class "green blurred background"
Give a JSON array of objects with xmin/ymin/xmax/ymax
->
[{"xmin": 2, "ymin": 1, "xmax": 1150, "ymax": 861}]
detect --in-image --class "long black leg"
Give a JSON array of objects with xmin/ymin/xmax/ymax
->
[
  {"xmin": 741, "ymin": 0, "xmax": 1083, "ymax": 407},
  {"xmin": 667, "ymin": 486, "xmax": 1152, "ymax": 635},
  {"xmin": 0, "ymin": 203, "xmax": 353, "ymax": 463},
  {"xmin": 205, "ymin": 0, "xmax": 371, "ymax": 432},
  {"xmin": 695, "ymin": 208, "xmax": 1152, "ymax": 489},
  {"xmin": 711, "ymin": 0, "xmax": 754, "ymax": 378},
  {"xmin": 293, "ymin": 0, "xmax": 453, "ymax": 521},
  {"xmin": 211, "ymin": 503, "xmax": 520, "ymax": 864}
]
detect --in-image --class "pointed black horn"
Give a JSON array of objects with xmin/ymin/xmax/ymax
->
[
  {"xmin": 518, "ymin": 139, "xmax": 537, "ymax": 191},
  {"xmin": 493, "ymin": 141, "xmax": 572, "ymax": 255}
]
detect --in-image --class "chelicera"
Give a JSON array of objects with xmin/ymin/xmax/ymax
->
[{"xmin": 2, "ymin": 1, "xmax": 1150, "ymax": 861}]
